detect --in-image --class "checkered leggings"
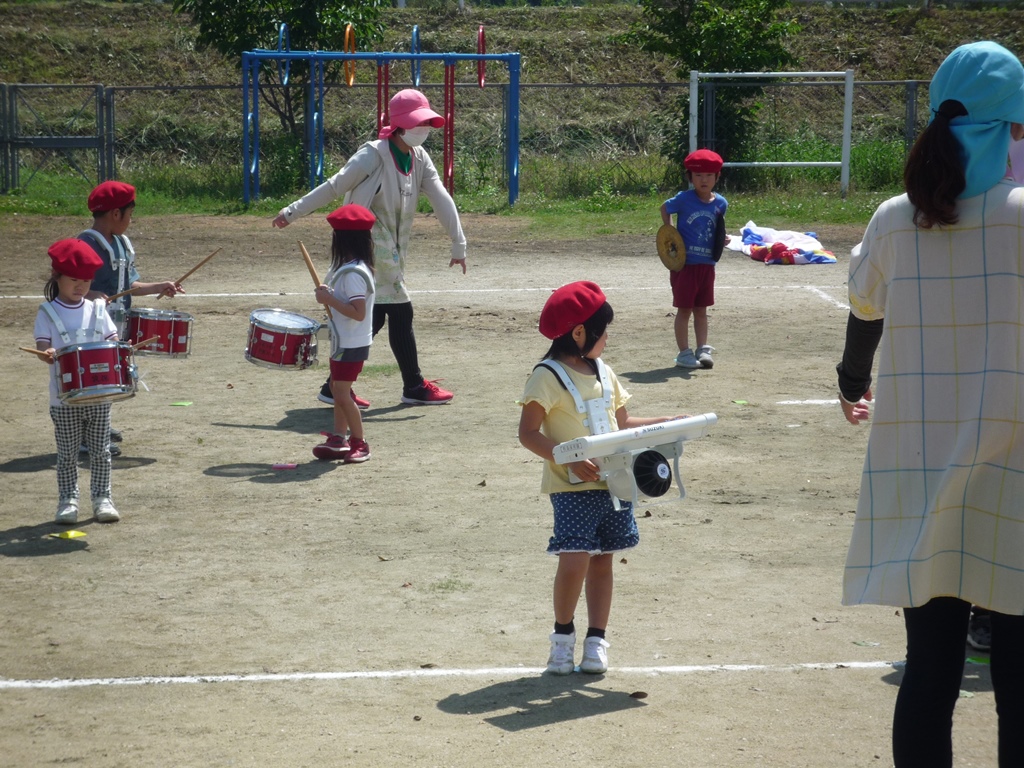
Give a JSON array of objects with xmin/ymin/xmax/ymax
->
[{"xmin": 49, "ymin": 402, "xmax": 112, "ymax": 503}]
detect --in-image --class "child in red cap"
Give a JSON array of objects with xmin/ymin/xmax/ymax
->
[
  {"xmin": 660, "ymin": 148, "xmax": 729, "ymax": 370},
  {"xmin": 80, "ymin": 180, "xmax": 184, "ymax": 455},
  {"xmin": 312, "ymin": 205, "xmax": 377, "ymax": 464},
  {"xmin": 34, "ymin": 239, "xmax": 124, "ymax": 525},
  {"xmin": 272, "ymin": 88, "xmax": 465, "ymax": 409},
  {"xmin": 518, "ymin": 281, "xmax": 687, "ymax": 675}
]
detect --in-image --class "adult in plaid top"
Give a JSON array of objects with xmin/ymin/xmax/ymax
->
[{"xmin": 837, "ymin": 41, "xmax": 1024, "ymax": 768}]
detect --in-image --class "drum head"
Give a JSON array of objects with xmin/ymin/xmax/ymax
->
[
  {"xmin": 657, "ymin": 224, "xmax": 686, "ymax": 272},
  {"xmin": 250, "ymin": 308, "xmax": 319, "ymax": 332}
]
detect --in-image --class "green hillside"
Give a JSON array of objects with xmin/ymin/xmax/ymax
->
[{"xmin": 4, "ymin": 2, "xmax": 1024, "ymax": 86}]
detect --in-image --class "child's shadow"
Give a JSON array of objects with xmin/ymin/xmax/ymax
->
[
  {"xmin": 436, "ymin": 674, "xmax": 646, "ymax": 732},
  {"xmin": 211, "ymin": 405, "xmax": 422, "ymax": 436},
  {"xmin": 620, "ymin": 367, "xmax": 696, "ymax": 384},
  {"xmin": 0, "ymin": 520, "xmax": 92, "ymax": 558}
]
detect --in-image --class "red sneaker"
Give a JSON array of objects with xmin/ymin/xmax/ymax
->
[
  {"xmin": 344, "ymin": 437, "xmax": 371, "ymax": 463},
  {"xmin": 400, "ymin": 379, "xmax": 453, "ymax": 406},
  {"xmin": 350, "ymin": 390, "xmax": 370, "ymax": 410},
  {"xmin": 312, "ymin": 432, "xmax": 349, "ymax": 460}
]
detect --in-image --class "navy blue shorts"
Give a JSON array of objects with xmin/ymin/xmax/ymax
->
[{"xmin": 547, "ymin": 490, "xmax": 639, "ymax": 555}]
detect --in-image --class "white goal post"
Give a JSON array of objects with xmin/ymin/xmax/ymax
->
[{"xmin": 689, "ymin": 70, "xmax": 854, "ymax": 196}]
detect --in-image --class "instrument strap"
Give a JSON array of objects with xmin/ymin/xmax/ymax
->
[
  {"xmin": 40, "ymin": 299, "xmax": 108, "ymax": 345},
  {"xmin": 534, "ymin": 358, "xmax": 614, "ymax": 434}
]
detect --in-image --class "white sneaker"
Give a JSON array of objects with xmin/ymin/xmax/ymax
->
[
  {"xmin": 546, "ymin": 632, "xmax": 576, "ymax": 675},
  {"xmin": 580, "ymin": 636, "xmax": 609, "ymax": 674},
  {"xmin": 55, "ymin": 499, "xmax": 79, "ymax": 525},
  {"xmin": 93, "ymin": 497, "xmax": 120, "ymax": 523},
  {"xmin": 675, "ymin": 348, "xmax": 701, "ymax": 369},
  {"xmin": 697, "ymin": 345, "xmax": 715, "ymax": 369}
]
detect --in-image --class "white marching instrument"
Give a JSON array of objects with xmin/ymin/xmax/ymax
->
[{"xmin": 553, "ymin": 413, "xmax": 717, "ymax": 506}]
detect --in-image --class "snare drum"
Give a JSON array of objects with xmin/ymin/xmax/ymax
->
[
  {"xmin": 54, "ymin": 341, "xmax": 137, "ymax": 405},
  {"xmin": 126, "ymin": 307, "xmax": 193, "ymax": 358},
  {"xmin": 245, "ymin": 308, "xmax": 319, "ymax": 370}
]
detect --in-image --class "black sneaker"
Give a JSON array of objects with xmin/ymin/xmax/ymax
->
[
  {"xmin": 317, "ymin": 379, "xmax": 334, "ymax": 405},
  {"xmin": 967, "ymin": 610, "xmax": 992, "ymax": 652},
  {"xmin": 80, "ymin": 442, "xmax": 122, "ymax": 457},
  {"xmin": 109, "ymin": 427, "xmax": 123, "ymax": 442}
]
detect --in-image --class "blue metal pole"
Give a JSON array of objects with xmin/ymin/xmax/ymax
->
[
  {"xmin": 507, "ymin": 53, "xmax": 520, "ymax": 206},
  {"xmin": 242, "ymin": 53, "xmax": 252, "ymax": 203}
]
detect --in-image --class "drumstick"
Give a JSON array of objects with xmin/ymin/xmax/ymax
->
[
  {"xmin": 106, "ymin": 287, "xmax": 137, "ymax": 303},
  {"xmin": 19, "ymin": 346, "xmax": 51, "ymax": 360},
  {"xmin": 157, "ymin": 247, "xmax": 222, "ymax": 300},
  {"xmin": 130, "ymin": 336, "xmax": 160, "ymax": 351},
  {"xmin": 298, "ymin": 240, "xmax": 333, "ymax": 319}
]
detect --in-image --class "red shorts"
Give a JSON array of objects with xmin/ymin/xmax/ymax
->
[
  {"xmin": 329, "ymin": 360, "xmax": 364, "ymax": 383},
  {"xmin": 670, "ymin": 264, "xmax": 716, "ymax": 309}
]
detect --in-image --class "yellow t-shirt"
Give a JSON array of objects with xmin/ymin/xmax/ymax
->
[{"xmin": 519, "ymin": 360, "xmax": 631, "ymax": 494}]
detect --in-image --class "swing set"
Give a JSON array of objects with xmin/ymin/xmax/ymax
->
[{"xmin": 242, "ymin": 24, "xmax": 522, "ymax": 206}]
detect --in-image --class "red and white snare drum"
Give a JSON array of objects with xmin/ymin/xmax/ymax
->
[
  {"xmin": 54, "ymin": 341, "xmax": 137, "ymax": 405},
  {"xmin": 245, "ymin": 308, "xmax": 319, "ymax": 370},
  {"xmin": 126, "ymin": 307, "xmax": 193, "ymax": 358}
]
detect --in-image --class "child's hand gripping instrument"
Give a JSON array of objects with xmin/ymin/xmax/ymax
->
[{"xmin": 553, "ymin": 413, "xmax": 717, "ymax": 507}]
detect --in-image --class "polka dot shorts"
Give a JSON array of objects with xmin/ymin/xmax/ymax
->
[{"xmin": 547, "ymin": 490, "xmax": 639, "ymax": 555}]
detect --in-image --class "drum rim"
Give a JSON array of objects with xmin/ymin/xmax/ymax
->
[
  {"xmin": 55, "ymin": 340, "xmax": 133, "ymax": 355},
  {"xmin": 127, "ymin": 307, "xmax": 194, "ymax": 320}
]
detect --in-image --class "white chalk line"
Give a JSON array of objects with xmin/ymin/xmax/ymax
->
[
  {"xmin": 0, "ymin": 660, "xmax": 914, "ymax": 691},
  {"xmin": 1, "ymin": 284, "xmax": 845, "ymax": 302},
  {"xmin": 778, "ymin": 399, "xmax": 840, "ymax": 406}
]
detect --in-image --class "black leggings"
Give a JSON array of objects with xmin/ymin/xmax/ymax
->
[
  {"xmin": 372, "ymin": 302, "xmax": 423, "ymax": 392},
  {"xmin": 894, "ymin": 596, "xmax": 1024, "ymax": 767}
]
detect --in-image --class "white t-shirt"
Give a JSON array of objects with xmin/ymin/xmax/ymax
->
[
  {"xmin": 325, "ymin": 262, "xmax": 375, "ymax": 355},
  {"xmin": 34, "ymin": 298, "xmax": 119, "ymax": 407}
]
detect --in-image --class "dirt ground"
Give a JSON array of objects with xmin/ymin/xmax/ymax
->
[{"xmin": 0, "ymin": 213, "xmax": 999, "ymax": 767}]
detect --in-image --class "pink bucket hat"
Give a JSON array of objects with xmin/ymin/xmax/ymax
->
[{"xmin": 378, "ymin": 89, "xmax": 444, "ymax": 140}]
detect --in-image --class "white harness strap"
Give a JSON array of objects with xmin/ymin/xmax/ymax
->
[
  {"xmin": 79, "ymin": 228, "xmax": 133, "ymax": 292},
  {"xmin": 331, "ymin": 262, "xmax": 375, "ymax": 296},
  {"xmin": 40, "ymin": 300, "xmax": 108, "ymax": 345},
  {"xmin": 537, "ymin": 358, "xmax": 614, "ymax": 436}
]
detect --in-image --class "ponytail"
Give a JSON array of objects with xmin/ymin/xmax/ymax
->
[{"xmin": 904, "ymin": 99, "xmax": 968, "ymax": 228}]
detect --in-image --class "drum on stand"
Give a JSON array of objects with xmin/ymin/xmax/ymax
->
[
  {"xmin": 126, "ymin": 307, "xmax": 193, "ymax": 358},
  {"xmin": 54, "ymin": 341, "xmax": 137, "ymax": 405},
  {"xmin": 245, "ymin": 308, "xmax": 319, "ymax": 370}
]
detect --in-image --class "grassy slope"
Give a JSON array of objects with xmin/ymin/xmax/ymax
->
[
  {"xmin": 4, "ymin": 2, "xmax": 1024, "ymax": 86},
  {"xmin": 3, "ymin": 2, "xmax": 1024, "ymax": 230}
]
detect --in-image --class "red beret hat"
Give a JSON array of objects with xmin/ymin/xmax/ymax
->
[
  {"xmin": 88, "ymin": 181, "xmax": 136, "ymax": 213},
  {"xmin": 48, "ymin": 239, "xmax": 104, "ymax": 281},
  {"xmin": 326, "ymin": 204, "xmax": 376, "ymax": 231},
  {"xmin": 539, "ymin": 281, "xmax": 607, "ymax": 340},
  {"xmin": 684, "ymin": 149, "xmax": 724, "ymax": 174}
]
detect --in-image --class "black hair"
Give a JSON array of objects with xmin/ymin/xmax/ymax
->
[
  {"xmin": 542, "ymin": 300, "xmax": 614, "ymax": 373},
  {"xmin": 44, "ymin": 271, "xmax": 59, "ymax": 301},
  {"xmin": 904, "ymin": 99, "xmax": 968, "ymax": 228},
  {"xmin": 330, "ymin": 229, "xmax": 375, "ymax": 273}
]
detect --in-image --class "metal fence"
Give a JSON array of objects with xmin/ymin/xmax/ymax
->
[{"xmin": 1, "ymin": 75, "xmax": 933, "ymax": 198}]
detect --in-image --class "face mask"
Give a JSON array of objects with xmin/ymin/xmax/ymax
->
[{"xmin": 401, "ymin": 127, "xmax": 431, "ymax": 148}]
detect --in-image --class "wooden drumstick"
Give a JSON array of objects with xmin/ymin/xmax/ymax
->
[
  {"xmin": 130, "ymin": 336, "xmax": 160, "ymax": 351},
  {"xmin": 298, "ymin": 240, "xmax": 333, "ymax": 319},
  {"xmin": 106, "ymin": 286, "xmax": 137, "ymax": 303},
  {"xmin": 157, "ymin": 247, "xmax": 222, "ymax": 300},
  {"xmin": 19, "ymin": 346, "xmax": 52, "ymax": 360}
]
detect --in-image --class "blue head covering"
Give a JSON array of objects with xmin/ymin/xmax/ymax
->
[{"xmin": 929, "ymin": 41, "xmax": 1024, "ymax": 198}]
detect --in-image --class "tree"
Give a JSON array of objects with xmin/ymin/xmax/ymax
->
[
  {"xmin": 172, "ymin": 0, "xmax": 387, "ymax": 139},
  {"xmin": 631, "ymin": 0, "xmax": 799, "ymax": 180}
]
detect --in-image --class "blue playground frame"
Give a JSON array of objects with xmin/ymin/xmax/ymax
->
[{"xmin": 241, "ymin": 48, "xmax": 522, "ymax": 206}]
